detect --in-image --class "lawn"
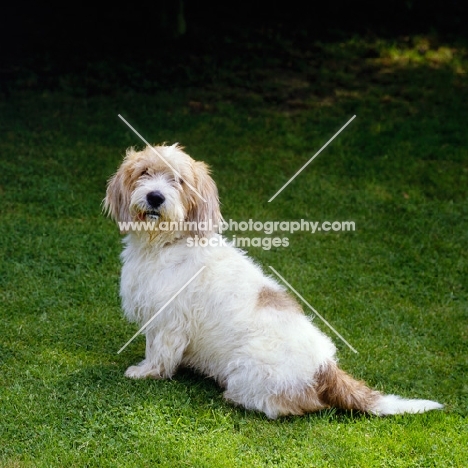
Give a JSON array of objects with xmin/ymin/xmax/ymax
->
[{"xmin": 1, "ymin": 23, "xmax": 467, "ymax": 467}]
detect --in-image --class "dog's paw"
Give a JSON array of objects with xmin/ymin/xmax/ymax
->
[{"xmin": 124, "ymin": 362, "xmax": 164, "ymax": 379}]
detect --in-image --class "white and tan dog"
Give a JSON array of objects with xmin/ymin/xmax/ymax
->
[{"xmin": 104, "ymin": 143, "xmax": 443, "ymax": 419}]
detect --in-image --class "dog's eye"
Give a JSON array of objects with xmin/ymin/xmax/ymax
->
[
  {"xmin": 141, "ymin": 169, "xmax": 149, "ymax": 177},
  {"xmin": 179, "ymin": 179, "xmax": 184, "ymax": 185}
]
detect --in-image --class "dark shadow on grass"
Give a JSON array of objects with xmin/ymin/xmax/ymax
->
[{"xmin": 51, "ymin": 360, "xmax": 374, "ymax": 426}]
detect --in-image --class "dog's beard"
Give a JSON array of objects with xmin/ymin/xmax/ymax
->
[
  {"xmin": 131, "ymin": 178, "xmax": 185, "ymax": 221},
  {"xmin": 135, "ymin": 209, "xmax": 161, "ymax": 221},
  {"xmin": 129, "ymin": 181, "xmax": 187, "ymax": 241},
  {"xmin": 146, "ymin": 211, "xmax": 160, "ymax": 220},
  {"xmin": 131, "ymin": 202, "xmax": 185, "ymax": 226},
  {"xmin": 129, "ymin": 205, "xmax": 187, "ymax": 244}
]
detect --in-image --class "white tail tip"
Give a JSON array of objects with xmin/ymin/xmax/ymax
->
[{"xmin": 372, "ymin": 394, "xmax": 444, "ymax": 416}]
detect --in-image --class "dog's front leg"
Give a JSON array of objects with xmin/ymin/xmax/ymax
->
[{"xmin": 124, "ymin": 327, "xmax": 188, "ymax": 380}]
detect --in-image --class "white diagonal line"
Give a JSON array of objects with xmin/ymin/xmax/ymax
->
[
  {"xmin": 268, "ymin": 266, "xmax": 358, "ymax": 354},
  {"xmin": 118, "ymin": 114, "xmax": 207, "ymax": 202},
  {"xmin": 117, "ymin": 266, "xmax": 206, "ymax": 354},
  {"xmin": 268, "ymin": 115, "xmax": 356, "ymax": 202}
]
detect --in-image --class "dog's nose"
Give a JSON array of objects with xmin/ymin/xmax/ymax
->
[{"xmin": 146, "ymin": 191, "xmax": 165, "ymax": 209}]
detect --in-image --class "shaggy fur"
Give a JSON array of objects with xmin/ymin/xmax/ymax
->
[{"xmin": 104, "ymin": 143, "xmax": 443, "ymax": 418}]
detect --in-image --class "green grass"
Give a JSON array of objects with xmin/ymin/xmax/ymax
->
[{"xmin": 1, "ymin": 31, "xmax": 467, "ymax": 467}]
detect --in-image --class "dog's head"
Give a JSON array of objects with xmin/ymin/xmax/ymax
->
[{"xmin": 104, "ymin": 144, "xmax": 222, "ymax": 239}]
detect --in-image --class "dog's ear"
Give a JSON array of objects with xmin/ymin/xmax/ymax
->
[
  {"xmin": 186, "ymin": 161, "xmax": 223, "ymax": 238},
  {"xmin": 103, "ymin": 169, "xmax": 132, "ymax": 225}
]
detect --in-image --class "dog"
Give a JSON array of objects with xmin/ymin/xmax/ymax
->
[{"xmin": 104, "ymin": 143, "xmax": 443, "ymax": 418}]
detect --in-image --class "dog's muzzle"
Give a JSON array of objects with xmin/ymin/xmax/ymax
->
[{"xmin": 145, "ymin": 190, "xmax": 165, "ymax": 219}]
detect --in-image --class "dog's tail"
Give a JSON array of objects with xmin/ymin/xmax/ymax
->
[{"xmin": 315, "ymin": 361, "xmax": 444, "ymax": 416}]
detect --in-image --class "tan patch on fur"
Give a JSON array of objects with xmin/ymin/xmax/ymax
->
[
  {"xmin": 315, "ymin": 361, "xmax": 381, "ymax": 412},
  {"xmin": 270, "ymin": 386, "xmax": 327, "ymax": 416},
  {"xmin": 257, "ymin": 287, "xmax": 303, "ymax": 314}
]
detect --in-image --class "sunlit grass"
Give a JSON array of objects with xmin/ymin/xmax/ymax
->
[{"xmin": 378, "ymin": 35, "xmax": 466, "ymax": 72}]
